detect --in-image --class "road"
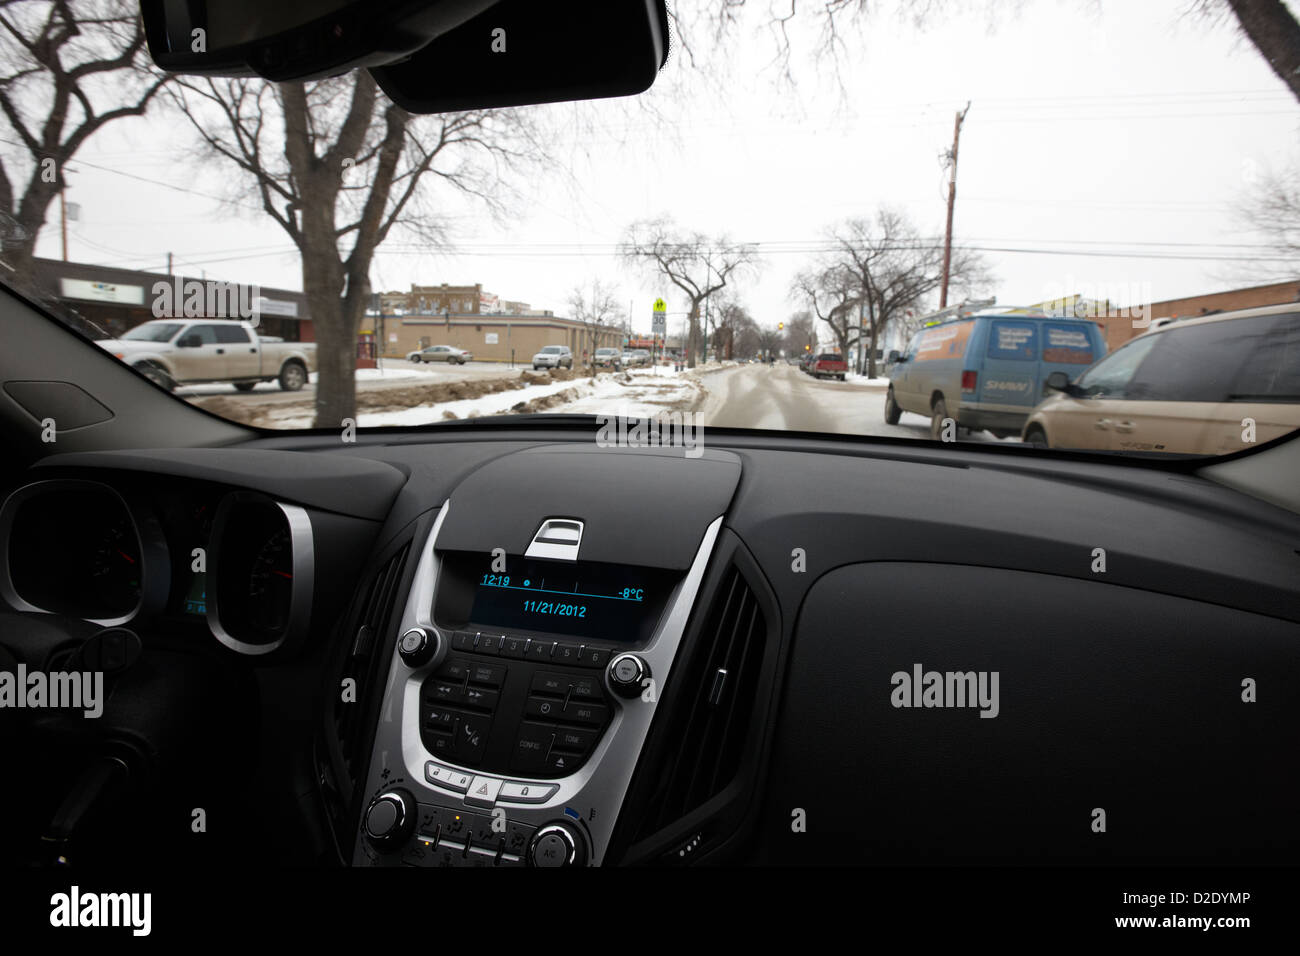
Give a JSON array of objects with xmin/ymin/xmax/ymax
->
[{"xmin": 696, "ymin": 362, "xmax": 1012, "ymax": 442}]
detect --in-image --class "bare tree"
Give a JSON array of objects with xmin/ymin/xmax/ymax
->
[
  {"xmin": 790, "ymin": 261, "xmax": 860, "ymax": 359},
  {"xmin": 621, "ymin": 216, "xmax": 759, "ymax": 368},
  {"xmin": 568, "ymin": 278, "xmax": 624, "ymax": 372},
  {"xmin": 683, "ymin": 1, "xmax": 1300, "ymax": 104},
  {"xmin": 713, "ymin": 297, "xmax": 756, "ymax": 359},
  {"xmin": 170, "ymin": 71, "xmax": 545, "ymax": 426},
  {"xmin": 0, "ymin": 0, "xmax": 168, "ymax": 280},
  {"xmin": 1236, "ymin": 159, "xmax": 1300, "ymax": 277},
  {"xmin": 783, "ymin": 309, "xmax": 817, "ymax": 358},
  {"xmin": 828, "ymin": 208, "xmax": 991, "ymax": 377}
]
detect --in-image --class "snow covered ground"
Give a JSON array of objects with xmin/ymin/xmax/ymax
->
[{"xmin": 260, "ymin": 365, "xmax": 705, "ymax": 429}]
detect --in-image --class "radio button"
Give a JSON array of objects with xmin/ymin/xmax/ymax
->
[
  {"xmin": 474, "ymin": 633, "xmax": 502, "ymax": 656},
  {"xmin": 511, "ymin": 724, "xmax": 555, "ymax": 773},
  {"xmin": 499, "ymin": 781, "xmax": 558, "ymax": 804},
  {"xmin": 524, "ymin": 696, "xmax": 561, "ymax": 720},
  {"xmin": 424, "ymin": 706, "xmax": 458, "ymax": 730},
  {"xmin": 426, "ymin": 761, "xmax": 471, "ymax": 792},
  {"xmin": 563, "ymin": 701, "xmax": 609, "ymax": 726},
  {"xmin": 427, "ymin": 681, "xmax": 466, "ymax": 704},
  {"xmin": 553, "ymin": 642, "xmax": 580, "ymax": 663},
  {"xmin": 531, "ymin": 672, "xmax": 569, "ymax": 695},
  {"xmin": 465, "ymin": 776, "xmax": 504, "ymax": 809},
  {"xmin": 452, "ymin": 631, "xmax": 476, "ymax": 652},
  {"xmin": 570, "ymin": 676, "xmax": 602, "ymax": 699},
  {"xmin": 456, "ymin": 714, "xmax": 491, "ymax": 761},
  {"xmin": 468, "ymin": 662, "xmax": 507, "ymax": 686},
  {"xmin": 578, "ymin": 646, "xmax": 612, "ymax": 668},
  {"xmin": 461, "ymin": 686, "xmax": 499, "ymax": 710},
  {"xmin": 545, "ymin": 751, "xmax": 578, "ymax": 773},
  {"xmin": 524, "ymin": 640, "xmax": 555, "ymax": 661},
  {"xmin": 501, "ymin": 636, "xmax": 529, "ymax": 658},
  {"xmin": 428, "ymin": 732, "xmax": 457, "ymax": 758},
  {"xmin": 553, "ymin": 727, "xmax": 594, "ymax": 751},
  {"xmin": 436, "ymin": 658, "xmax": 470, "ymax": 682}
]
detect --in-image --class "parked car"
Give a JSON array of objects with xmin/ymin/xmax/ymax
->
[
  {"xmin": 97, "ymin": 318, "xmax": 317, "ymax": 391},
  {"xmin": 621, "ymin": 350, "xmax": 637, "ymax": 367},
  {"xmin": 1022, "ymin": 305, "xmax": 1300, "ymax": 454},
  {"xmin": 809, "ymin": 353, "xmax": 848, "ymax": 381},
  {"xmin": 884, "ymin": 314, "xmax": 1108, "ymax": 439},
  {"xmin": 592, "ymin": 347, "xmax": 622, "ymax": 369},
  {"xmin": 407, "ymin": 344, "xmax": 471, "ymax": 364},
  {"xmin": 532, "ymin": 345, "xmax": 573, "ymax": 370}
]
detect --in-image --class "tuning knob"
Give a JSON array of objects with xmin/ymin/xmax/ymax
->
[
  {"xmin": 528, "ymin": 821, "xmax": 587, "ymax": 868},
  {"xmin": 363, "ymin": 789, "xmax": 415, "ymax": 851},
  {"xmin": 398, "ymin": 626, "xmax": 439, "ymax": 668},
  {"xmin": 607, "ymin": 653, "xmax": 649, "ymax": 698}
]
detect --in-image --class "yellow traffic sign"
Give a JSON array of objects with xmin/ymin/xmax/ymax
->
[{"xmin": 652, "ymin": 298, "xmax": 667, "ymax": 313}]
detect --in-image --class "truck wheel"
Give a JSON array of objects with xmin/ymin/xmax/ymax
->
[
  {"xmin": 279, "ymin": 362, "xmax": 307, "ymax": 391},
  {"xmin": 136, "ymin": 363, "xmax": 174, "ymax": 391},
  {"xmin": 930, "ymin": 397, "xmax": 950, "ymax": 441},
  {"xmin": 234, "ymin": 382, "xmax": 257, "ymax": 392},
  {"xmin": 884, "ymin": 387, "xmax": 902, "ymax": 425}
]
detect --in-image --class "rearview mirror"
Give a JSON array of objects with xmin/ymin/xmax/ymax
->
[
  {"xmin": 140, "ymin": 0, "xmax": 500, "ymax": 81},
  {"xmin": 1044, "ymin": 371, "xmax": 1071, "ymax": 393},
  {"xmin": 140, "ymin": 0, "xmax": 670, "ymax": 113},
  {"xmin": 887, "ymin": 350, "xmax": 903, "ymax": 364}
]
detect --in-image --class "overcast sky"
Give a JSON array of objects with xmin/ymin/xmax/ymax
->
[{"xmin": 31, "ymin": 0, "xmax": 1300, "ymax": 337}]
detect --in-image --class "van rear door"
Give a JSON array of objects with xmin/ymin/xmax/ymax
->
[
  {"xmin": 977, "ymin": 319, "xmax": 1040, "ymax": 413},
  {"xmin": 1041, "ymin": 321, "xmax": 1103, "ymax": 396}
]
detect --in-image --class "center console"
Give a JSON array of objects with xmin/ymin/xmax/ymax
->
[{"xmin": 351, "ymin": 443, "xmax": 742, "ymax": 867}]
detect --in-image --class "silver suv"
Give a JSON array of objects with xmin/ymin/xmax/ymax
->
[{"xmin": 532, "ymin": 345, "xmax": 573, "ymax": 370}]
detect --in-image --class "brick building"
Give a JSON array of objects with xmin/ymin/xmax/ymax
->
[
  {"xmin": 383, "ymin": 312, "xmax": 621, "ymax": 362},
  {"xmin": 1096, "ymin": 279, "xmax": 1300, "ymax": 352}
]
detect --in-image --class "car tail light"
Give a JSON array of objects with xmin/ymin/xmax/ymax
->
[{"xmin": 961, "ymin": 370, "xmax": 977, "ymax": 392}]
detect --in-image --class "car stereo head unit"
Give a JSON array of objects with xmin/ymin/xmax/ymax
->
[{"xmin": 435, "ymin": 550, "xmax": 679, "ymax": 645}]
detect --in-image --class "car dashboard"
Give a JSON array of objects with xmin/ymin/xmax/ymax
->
[{"xmin": 2, "ymin": 427, "xmax": 1298, "ymax": 869}]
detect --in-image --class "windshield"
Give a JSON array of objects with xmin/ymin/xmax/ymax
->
[
  {"xmin": 121, "ymin": 323, "xmax": 183, "ymax": 342},
  {"xmin": 3, "ymin": 1, "xmax": 1299, "ymax": 457}
]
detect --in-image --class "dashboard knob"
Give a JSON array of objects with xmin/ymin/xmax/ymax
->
[
  {"xmin": 398, "ymin": 626, "xmax": 439, "ymax": 668},
  {"xmin": 607, "ymin": 653, "xmax": 649, "ymax": 698},
  {"xmin": 363, "ymin": 789, "xmax": 415, "ymax": 850},
  {"xmin": 529, "ymin": 822, "xmax": 587, "ymax": 867}
]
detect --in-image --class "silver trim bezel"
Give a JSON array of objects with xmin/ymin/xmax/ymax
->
[
  {"xmin": 0, "ymin": 478, "xmax": 170, "ymax": 627},
  {"xmin": 206, "ymin": 492, "xmax": 314, "ymax": 657},
  {"xmin": 355, "ymin": 499, "xmax": 724, "ymax": 866}
]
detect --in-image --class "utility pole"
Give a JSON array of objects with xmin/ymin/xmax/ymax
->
[
  {"xmin": 939, "ymin": 101, "xmax": 971, "ymax": 310},
  {"xmin": 59, "ymin": 186, "xmax": 68, "ymax": 261}
]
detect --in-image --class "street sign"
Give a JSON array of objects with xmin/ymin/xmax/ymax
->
[
  {"xmin": 652, "ymin": 297, "xmax": 667, "ymax": 312},
  {"xmin": 652, "ymin": 297, "xmax": 667, "ymax": 336}
]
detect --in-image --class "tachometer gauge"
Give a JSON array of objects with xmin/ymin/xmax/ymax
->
[
  {"xmin": 247, "ymin": 527, "xmax": 293, "ymax": 635},
  {"xmin": 90, "ymin": 516, "xmax": 143, "ymax": 614}
]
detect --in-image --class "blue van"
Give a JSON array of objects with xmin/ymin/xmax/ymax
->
[{"xmin": 884, "ymin": 314, "xmax": 1107, "ymax": 439}]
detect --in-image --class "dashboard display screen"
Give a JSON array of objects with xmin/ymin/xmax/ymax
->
[
  {"xmin": 183, "ymin": 571, "xmax": 207, "ymax": 615},
  {"xmin": 453, "ymin": 552, "xmax": 678, "ymax": 643}
]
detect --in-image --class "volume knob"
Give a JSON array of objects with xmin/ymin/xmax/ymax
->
[{"xmin": 398, "ymin": 626, "xmax": 439, "ymax": 668}]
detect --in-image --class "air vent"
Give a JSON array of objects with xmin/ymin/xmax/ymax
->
[
  {"xmin": 332, "ymin": 543, "xmax": 409, "ymax": 785},
  {"xmin": 633, "ymin": 564, "xmax": 766, "ymax": 839}
]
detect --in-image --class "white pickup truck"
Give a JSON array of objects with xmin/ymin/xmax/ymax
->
[{"xmin": 97, "ymin": 319, "xmax": 317, "ymax": 391}]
